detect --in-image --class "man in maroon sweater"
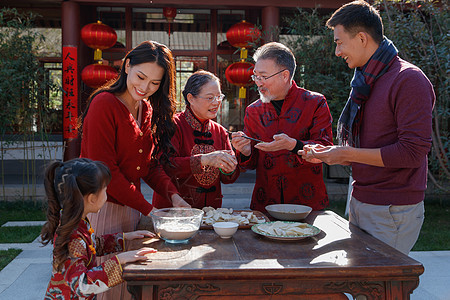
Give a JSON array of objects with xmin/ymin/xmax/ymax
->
[{"xmin": 299, "ymin": 0, "xmax": 435, "ymax": 254}]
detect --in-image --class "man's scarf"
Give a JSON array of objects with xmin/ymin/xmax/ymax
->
[{"xmin": 337, "ymin": 37, "xmax": 398, "ymax": 147}]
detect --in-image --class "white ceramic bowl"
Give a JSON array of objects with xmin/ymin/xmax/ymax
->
[
  {"xmin": 150, "ymin": 208, "xmax": 204, "ymax": 243},
  {"xmin": 213, "ymin": 222, "xmax": 239, "ymax": 239},
  {"xmin": 265, "ymin": 204, "xmax": 312, "ymax": 221}
]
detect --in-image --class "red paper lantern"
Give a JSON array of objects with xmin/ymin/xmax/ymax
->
[
  {"xmin": 226, "ymin": 20, "xmax": 261, "ymax": 49},
  {"xmin": 163, "ymin": 7, "xmax": 177, "ymax": 22},
  {"xmin": 81, "ymin": 63, "xmax": 118, "ymax": 89},
  {"xmin": 81, "ymin": 21, "xmax": 117, "ymax": 61},
  {"xmin": 225, "ymin": 61, "xmax": 254, "ymax": 99},
  {"xmin": 225, "ymin": 61, "xmax": 254, "ymax": 86}
]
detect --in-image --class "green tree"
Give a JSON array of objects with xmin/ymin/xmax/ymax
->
[
  {"xmin": 376, "ymin": 0, "xmax": 449, "ymax": 191},
  {"xmin": 285, "ymin": 8, "xmax": 353, "ymax": 134},
  {"xmin": 0, "ymin": 8, "xmax": 58, "ymax": 199}
]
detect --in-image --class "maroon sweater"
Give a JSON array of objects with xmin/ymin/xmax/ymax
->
[{"xmin": 352, "ymin": 57, "xmax": 435, "ymax": 205}]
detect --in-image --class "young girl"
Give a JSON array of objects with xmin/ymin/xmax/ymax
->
[{"xmin": 41, "ymin": 158, "xmax": 156, "ymax": 299}]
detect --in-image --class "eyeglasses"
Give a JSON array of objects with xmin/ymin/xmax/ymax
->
[
  {"xmin": 251, "ymin": 69, "xmax": 287, "ymax": 82},
  {"xmin": 197, "ymin": 94, "xmax": 225, "ymax": 103}
]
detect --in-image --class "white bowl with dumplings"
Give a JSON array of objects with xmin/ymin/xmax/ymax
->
[
  {"xmin": 265, "ymin": 204, "xmax": 312, "ymax": 221},
  {"xmin": 212, "ymin": 222, "xmax": 239, "ymax": 239}
]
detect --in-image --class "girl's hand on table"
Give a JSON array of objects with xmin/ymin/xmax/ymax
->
[
  {"xmin": 123, "ymin": 230, "xmax": 155, "ymax": 240},
  {"xmin": 116, "ymin": 248, "xmax": 157, "ymax": 265}
]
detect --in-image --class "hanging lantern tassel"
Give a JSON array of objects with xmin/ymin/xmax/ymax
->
[
  {"xmin": 94, "ymin": 49, "xmax": 102, "ymax": 61},
  {"xmin": 240, "ymin": 48, "xmax": 248, "ymax": 61},
  {"xmin": 239, "ymin": 86, "xmax": 246, "ymax": 99}
]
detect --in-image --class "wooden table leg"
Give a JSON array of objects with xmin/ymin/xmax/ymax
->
[{"xmin": 128, "ymin": 284, "xmax": 154, "ymax": 300}]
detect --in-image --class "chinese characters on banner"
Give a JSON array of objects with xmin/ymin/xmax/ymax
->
[{"xmin": 62, "ymin": 46, "xmax": 78, "ymax": 139}]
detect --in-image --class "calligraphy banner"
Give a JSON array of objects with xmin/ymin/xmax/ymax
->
[{"xmin": 62, "ymin": 46, "xmax": 78, "ymax": 139}]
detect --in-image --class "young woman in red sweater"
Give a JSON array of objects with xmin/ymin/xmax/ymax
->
[{"xmin": 80, "ymin": 41, "xmax": 190, "ymax": 299}]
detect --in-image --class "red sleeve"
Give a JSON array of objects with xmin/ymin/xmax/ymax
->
[
  {"xmin": 303, "ymin": 96, "xmax": 333, "ymax": 147},
  {"xmin": 62, "ymin": 238, "xmax": 123, "ymax": 297},
  {"xmin": 163, "ymin": 124, "xmax": 194, "ymax": 178},
  {"xmin": 142, "ymin": 159, "xmax": 179, "ymax": 202},
  {"xmin": 95, "ymin": 233, "xmax": 124, "ymax": 256},
  {"xmin": 220, "ymin": 127, "xmax": 240, "ymax": 183},
  {"xmin": 294, "ymin": 95, "xmax": 333, "ymax": 165}
]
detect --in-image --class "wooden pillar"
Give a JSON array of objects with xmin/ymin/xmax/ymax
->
[
  {"xmin": 125, "ymin": 7, "xmax": 132, "ymax": 51},
  {"xmin": 262, "ymin": 6, "xmax": 279, "ymax": 42},
  {"xmin": 211, "ymin": 9, "xmax": 218, "ymax": 74},
  {"xmin": 62, "ymin": 0, "xmax": 81, "ymax": 160}
]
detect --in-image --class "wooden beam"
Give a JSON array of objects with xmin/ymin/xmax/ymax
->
[{"xmin": 72, "ymin": 0, "xmax": 346, "ymax": 9}]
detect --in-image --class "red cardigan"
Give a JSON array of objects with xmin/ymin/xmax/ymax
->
[{"xmin": 81, "ymin": 92, "xmax": 177, "ymax": 215}]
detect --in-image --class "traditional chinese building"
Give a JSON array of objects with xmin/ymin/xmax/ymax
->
[{"xmin": 2, "ymin": 0, "xmax": 346, "ymax": 160}]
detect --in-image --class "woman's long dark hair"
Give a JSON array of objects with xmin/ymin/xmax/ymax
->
[
  {"xmin": 80, "ymin": 40, "xmax": 177, "ymax": 161},
  {"xmin": 40, "ymin": 158, "xmax": 111, "ymax": 272}
]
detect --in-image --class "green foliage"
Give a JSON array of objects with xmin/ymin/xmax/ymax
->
[
  {"xmin": 0, "ymin": 249, "xmax": 22, "ymax": 271},
  {"xmin": 0, "ymin": 226, "xmax": 43, "ymax": 243},
  {"xmin": 0, "ymin": 8, "xmax": 58, "ymax": 136},
  {"xmin": 0, "ymin": 200, "xmax": 46, "ymax": 225},
  {"xmin": 412, "ymin": 199, "xmax": 450, "ymax": 251},
  {"xmin": 285, "ymin": 8, "xmax": 353, "ymax": 133},
  {"xmin": 375, "ymin": 0, "xmax": 449, "ymax": 191}
]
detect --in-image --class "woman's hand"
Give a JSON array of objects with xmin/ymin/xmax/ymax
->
[
  {"xmin": 201, "ymin": 150, "xmax": 238, "ymax": 173},
  {"xmin": 116, "ymin": 247, "xmax": 157, "ymax": 265},
  {"xmin": 231, "ymin": 131, "xmax": 251, "ymax": 157},
  {"xmin": 123, "ymin": 230, "xmax": 155, "ymax": 240},
  {"xmin": 171, "ymin": 194, "xmax": 191, "ymax": 208}
]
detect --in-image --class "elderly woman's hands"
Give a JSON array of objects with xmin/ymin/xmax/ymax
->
[{"xmin": 201, "ymin": 150, "xmax": 238, "ymax": 174}]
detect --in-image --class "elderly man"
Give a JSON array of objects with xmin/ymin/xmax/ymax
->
[
  {"xmin": 231, "ymin": 42, "xmax": 333, "ymax": 214},
  {"xmin": 300, "ymin": 1, "xmax": 435, "ymax": 254}
]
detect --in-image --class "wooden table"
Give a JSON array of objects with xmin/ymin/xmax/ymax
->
[{"xmin": 123, "ymin": 211, "xmax": 423, "ymax": 300}]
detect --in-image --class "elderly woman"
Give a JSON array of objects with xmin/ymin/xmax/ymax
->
[{"xmin": 152, "ymin": 70, "xmax": 240, "ymax": 209}]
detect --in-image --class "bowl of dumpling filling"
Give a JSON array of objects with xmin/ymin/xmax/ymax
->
[{"xmin": 150, "ymin": 208, "xmax": 204, "ymax": 243}]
